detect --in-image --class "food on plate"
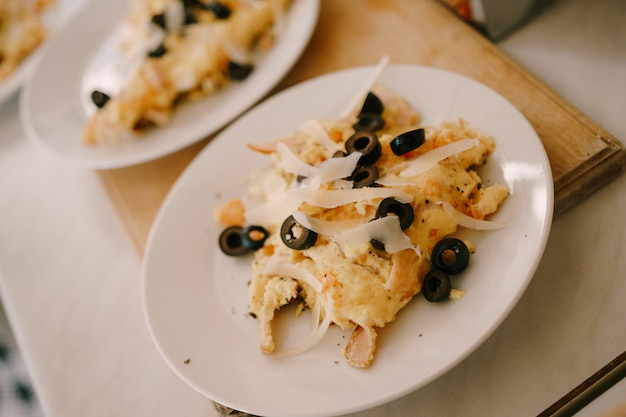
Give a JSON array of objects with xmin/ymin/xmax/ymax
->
[
  {"xmin": 214, "ymin": 75, "xmax": 510, "ymax": 368},
  {"xmin": 0, "ymin": 0, "xmax": 52, "ymax": 80},
  {"xmin": 83, "ymin": 0, "xmax": 291, "ymax": 145}
]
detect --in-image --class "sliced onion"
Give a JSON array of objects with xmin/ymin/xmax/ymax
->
[
  {"xmin": 273, "ymin": 293, "xmax": 334, "ymax": 358},
  {"xmin": 289, "ymin": 180, "xmax": 414, "ymax": 208},
  {"xmin": 276, "ymin": 143, "xmax": 318, "ymax": 177},
  {"xmin": 375, "ymin": 174, "xmax": 413, "ymax": 187},
  {"xmin": 291, "ymin": 211, "xmax": 368, "ymax": 236},
  {"xmin": 262, "ymin": 255, "xmax": 323, "ymax": 293},
  {"xmin": 439, "ymin": 200, "xmax": 513, "ymax": 230},
  {"xmin": 276, "ymin": 143, "xmax": 361, "ymax": 182},
  {"xmin": 339, "ymin": 55, "xmax": 390, "ymax": 120},
  {"xmin": 165, "ymin": 1, "xmax": 185, "ymax": 33},
  {"xmin": 301, "ymin": 120, "xmax": 343, "ymax": 153},
  {"xmin": 335, "ymin": 216, "xmax": 417, "ymax": 254},
  {"xmin": 399, "ymin": 138, "xmax": 479, "ymax": 177},
  {"xmin": 244, "ymin": 186, "xmax": 301, "ymax": 228}
]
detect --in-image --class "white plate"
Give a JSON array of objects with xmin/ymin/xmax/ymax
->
[
  {"xmin": 20, "ymin": 0, "xmax": 319, "ymax": 169},
  {"xmin": 141, "ymin": 65, "xmax": 554, "ymax": 417},
  {"xmin": 0, "ymin": 0, "xmax": 86, "ymax": 105}
]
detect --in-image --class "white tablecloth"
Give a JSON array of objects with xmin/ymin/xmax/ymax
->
[{"xmin": 1, "ymin": 0, "xmax": 625, "ymax": 416}]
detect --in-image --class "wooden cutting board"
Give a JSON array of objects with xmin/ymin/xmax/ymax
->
[{"xmin": 98, "ymin": 0, "xmax": 625, "ymax": 256}]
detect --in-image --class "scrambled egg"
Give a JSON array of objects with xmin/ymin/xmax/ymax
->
[
  {"xmin": 83, "ymin": 0, "xmax": 290, "ymax": 144},
  {"xmin": 0, "ymin": 0, "xmax": 52, "ymax": 80},
  {"xmin": 217, "ymin": 83, "xmax": 509, "ymax": 368}
]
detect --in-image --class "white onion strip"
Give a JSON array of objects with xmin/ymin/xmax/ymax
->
[
  {"xmin": 339, "ymin": 55, "xmax": 390, "ymax": 119},
  {"xmin": 244, "ymin": 194, "xmax": 300, "ymax": 227},
  {"xmin": 398, "ymin": 138, "xmax": 480, "ymax": 177},
  {"xmin": 301, "ymin": 120, "xmax": 343, "ymax": 153},
  {"xmin": 335, "ymin": 216, "xmax": 417, "ymax": 254},
  {"xmin": 262, "ymin": 256, "xmax": 323, "ymax": 293},
  {"xmin": 262, "ymin": 255, "xmax": 334, "ymax": 358},
  {"xmin": 289, "ymin": 182, "xmax": 414, "ymax": 208},
  {"xmin": 291, "ymin": 211, "xmax": 368, "ymax": 236},
  {"xmin": 276, "ymin": 143, "xmax": 361, "ymax": 182},
  {"xmin": 440, "ymin": 201, "xmax": 513, "ymax": 230},
  {"xmin": 273, "ymin": 293, "xmax": 334, "ymax": 358}
]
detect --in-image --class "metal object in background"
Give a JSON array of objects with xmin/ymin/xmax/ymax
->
[{"xmin": 441, "ymin": 0, "xmax": 543, "ymax": 40}]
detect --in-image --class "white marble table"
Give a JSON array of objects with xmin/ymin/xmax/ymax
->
[{"xmin": 1, "ymin": 0, "xmax": 625, "ymax": 416}]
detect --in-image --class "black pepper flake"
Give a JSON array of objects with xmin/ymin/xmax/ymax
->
[
  {"xmin": 14, "ymin": 381, "xmax": 33, "ymax": 402},
  {"xmin": 477, "ymin": 183, "xmax": 482, "ymax": 190},
  {"xmin": 0, "ymin": 343, "xmax": 9, "ymax": 362},
  {"xmin": 148, "ymin": 44, "xmax": 167, "ymax": 58},
  {"xmin": 151, "ymin": 13, "xmax": 166, "ymax": 30},
  {"xmin": 184, "ymin": 358, "xmax": 191, "ymax": 364}
]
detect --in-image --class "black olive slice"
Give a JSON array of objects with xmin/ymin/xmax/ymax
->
[
  {"xmin": 280, "ymin": 215, "xmax": 318, "ymax": 250},
  {"xmin": 151, "ymin": 13, "xmax": 167, "ymax": 30},
  {"xmin": 91, "ymin": 90, "xmax": 110, "ymax": 109},
  {"xmin": 351, "ymin": 165, "xmax": 379, "ymax": 188},
  {"xmin": 218, "ymin": 225, "xmax": 249, "ymax": 256},
  {"xmin": 431, "ymin": 237, "xmax": 470, "ymax": 274},
  {"xmin": 241, "ymin": 225, "xmax": 270, "ymax": 251},
  {"xmin": 352, "ymin": 112, "xmax": 385, "ymax": 132},
  {"xmin": 205, "ymin": 1, "xmax": 231, "ymax": 19},
  {"xmin": 375, "ymin": 197, "xmax": 414, "ymax": 230},
  {"xmin": 148, "ymin": 44, "xmax": 167, "ymax": 58},
  {"xmin": 390, "ymin": 128, "xmax": 425, "ymax": 156},
  {"xmin": 422, "ymin": 269, "xmax": 451, "ymax": 302},
  {"xmin": 332, "ymin": 150, "xmax": 347, "ymax": 158},
  {"xmin": 345, "ymin": 131, "xmax": 381, "ymax": 166},
  {"xmin": 227, "ymin": 61, "xmax": 254, "ymax": 81},
  {"xmin": 182, "ymin": 0, "xmax": 198, "ymax": 25},
  {"xmin": 360, "ymin": 92, "xmax": 384, "ymax": 116}
]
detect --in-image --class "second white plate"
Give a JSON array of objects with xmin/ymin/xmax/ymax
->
[{"xmin": 20, "ymin": 0, "xmax": 319, "ymax": 169}]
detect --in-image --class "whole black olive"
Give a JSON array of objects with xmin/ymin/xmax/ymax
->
[
  {"xmin": 280, "ymin": 215, "xmax": 318, "ymax": 250},
  {"xmin": 91, "ymin": 90, "xmax": 110, "ymax": 109},
  {"xmin": 431, "ymin": 237, "xmax": 470, "ymax": 274},
  {"xmin": 360, "ymin": 92, "xmax": 384, "ymax": 116},
  {"xmin": 390, "ymin": 128, "xmax": 425, "ymax": 156},
  {"xmin": 352, "ymin": 112, "xmax": 385, "ymax": 132},
  {"xmin": 218, "ymin": 225, "xmax": 249, "ymax": 256},
  {"xmin": 422, "ymin": 269, "xmax": 451, "ymax": 302},
  {"xmin": 148, "ymin": 44, "xmax": 167, "ymax": 58},
  {"xmin": 241, "ymin": 225, "xmax": 270, "ymax": 251},
  {"xmin": 227, "ymin": 61, "xmax": 254, "ymax": 81},
  {"xmin": 345, "ymin": 131, "xmax": 381, "ymax": 166},
  {"xmin": 375, "ymin": 197, "xmax": 414, "ymax": 230},
  {"xmin": 351, "ymin": 165, "xmax": 379, "ymax": 188}
]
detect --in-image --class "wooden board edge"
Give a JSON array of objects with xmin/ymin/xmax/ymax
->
[
  {"xmin": 98, "ymin": 169, "xmax": 147, "ymax": 256},
  {"xmin": 553, "ymin": 142, "xmax": 626, "ymax": 217}
]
